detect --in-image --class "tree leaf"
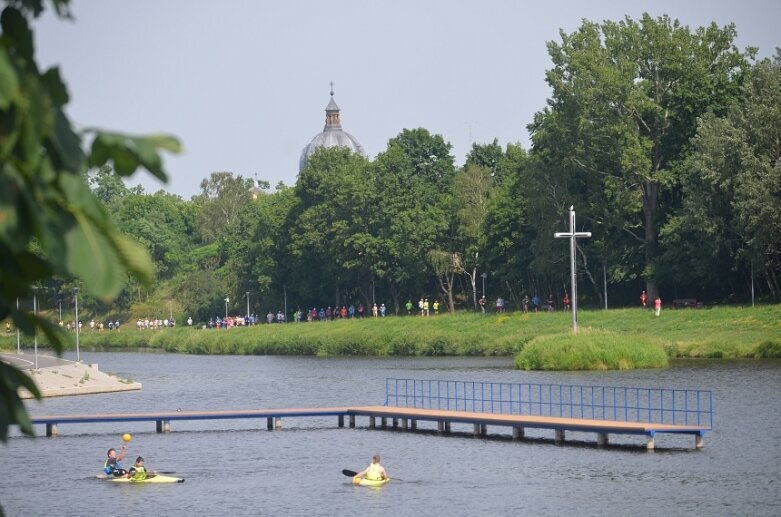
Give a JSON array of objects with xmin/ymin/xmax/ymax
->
[
  {"xmin": 0, "ymin": 47, "xmax": 19, "ymax": 109},
  {"xmin": 64, "ymin": 210, "xmax": 124, "ymax": 299}
]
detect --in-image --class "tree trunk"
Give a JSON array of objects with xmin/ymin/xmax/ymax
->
[
  {"xmin": 446, "ymin": 271, "xmax": 456, "ymax": 313},
  {"xmin": 388, "ymin": 280, "xmax": 401, "ymax": 315},
  {"xmin": 643, "ymin": 180, "xmax": 659, "ymax": 300}
]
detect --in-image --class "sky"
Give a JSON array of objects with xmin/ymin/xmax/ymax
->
[{"xmin": 35, "ymin": 0, "xmax": 780, "ymax": 199}]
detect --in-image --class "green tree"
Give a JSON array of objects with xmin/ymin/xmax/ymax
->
[
  {"xmin": 195, "ymin": 171, "xmax": 254, "ymax": 243},
  {"xmin": 371, "ymin": 128, "xmax": 456, "ymax": 311},
  {"xmin": 0, "ymin": 0, "xmax": 179, "ymax": 458},
  {"xmin": 662, "ymin": 51, "xmax": 781, "ymax": 299},
  {"xmin": 285, "ymin": 147, "xmax": 375, "ymax": 309},
  {"xmin": 529, "ymin": 14, "xmax": 749, "ymax": 301}
]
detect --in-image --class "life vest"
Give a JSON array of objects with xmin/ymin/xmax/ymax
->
[
  {"xmin": 130, "ymin": 465, "xmax": 147, "ymax": 480},
  {"xmin": 366, "ymin": 463, "xmax": 384, "ymax": 481},
  {"xmin": 104, "ymin": 457, "xmax": 122, "ymax": 475}
]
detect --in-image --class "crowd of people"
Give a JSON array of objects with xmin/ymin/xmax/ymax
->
[{"xmin": 4, "ymin": 289, "xmax": 670, "ymax": 335}]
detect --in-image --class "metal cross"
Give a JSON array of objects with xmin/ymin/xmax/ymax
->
[
  {"xmin": 554, "ymin": 206, "xmax": 592, "ymax": 332},
  {"xmin": 329, "ymin": 81, "xmax": 334, "ymax": 96}
]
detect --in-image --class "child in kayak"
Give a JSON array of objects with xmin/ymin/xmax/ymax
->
[
  {"xmin": 104, "ymin": 445, "xmax": 128, "ymax": 476},
  {"xmin": 127, "ymin": 456, "xmax": 154, "ymax": 480},
  {"xmin": 353, "ymin": 455, "xmax": 388, "ymax": 482}
]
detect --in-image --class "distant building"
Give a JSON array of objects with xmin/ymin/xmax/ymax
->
[{"xmin": 299, "ymin": 84, "xmax": 366, "ymax": 172}]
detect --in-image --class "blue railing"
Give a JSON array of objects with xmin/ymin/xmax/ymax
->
[{"xmin": 384, "ymin": 378, "xmax": 712, "ymax": 429}]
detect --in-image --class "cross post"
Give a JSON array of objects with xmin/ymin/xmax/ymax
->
[{"xmin": 554, "ymin": 206, "xmax": 591, "ymax": 332}]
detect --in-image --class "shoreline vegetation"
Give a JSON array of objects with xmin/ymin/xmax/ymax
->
[{"xmin": 3, "ymin": 306, "xmax": 780, "ymax": 371}]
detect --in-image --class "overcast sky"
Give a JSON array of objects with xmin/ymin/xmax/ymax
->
[{"xmin": 35, "ymin": 0, "xmax": 779, "ymax": 198}]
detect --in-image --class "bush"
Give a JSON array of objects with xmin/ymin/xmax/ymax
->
[{"xmin": 514, "ymin": 331, "xmax": 668, "ymax": 370}]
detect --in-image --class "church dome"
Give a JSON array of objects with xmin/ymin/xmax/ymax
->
[{"xmin": 299, "ymin": 87, "xmax": 366, "ymax": 172}]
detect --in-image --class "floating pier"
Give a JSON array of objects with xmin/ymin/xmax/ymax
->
[{"xmin": 30, "ymin": 378, "xmax": 712, "ymax": 450}]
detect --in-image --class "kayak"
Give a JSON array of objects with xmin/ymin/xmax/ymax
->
[
  {"xmin": 109, "ymin": 474, "xmax": 185, "ymax": 484},
  {"xmin": 353, "ymin": 477, "xmax": 389, "ymax": 488}
]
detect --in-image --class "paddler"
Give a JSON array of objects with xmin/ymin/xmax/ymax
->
[
  {"xmin": 127, "ymin": 456, "xmax": 153, "ymax": 480},
  {"xmin": 104, "ymin": 445, "xmax": 128, "ymax": 476},
  {"xmin": 353, "ymin": 454, "xmax": 388, "ymax": 482}
]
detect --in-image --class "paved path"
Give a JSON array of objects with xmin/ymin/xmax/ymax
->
[{"xmin": 1, "ymin": 351, "xmax": 72, "ymax": 370}]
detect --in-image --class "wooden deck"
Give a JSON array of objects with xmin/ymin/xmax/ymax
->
[{"xmin": 31, "ymin": 405, "xmax": 708, "ymax": 449}]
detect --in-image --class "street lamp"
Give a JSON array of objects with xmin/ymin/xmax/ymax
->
[
  {"xmin": 224, "ymin": 297, "xmax": 229, "ymax": 319},
  {"xmin": 246, "ymin": 291, "xmax": 250, "ymax": 318},
  {"xmin": 481, "ymin": 273, "xmax": 487, "ymax": 297},
  {"xmin": 32, "ymin": 286, "xmax": 38, "ymax": 369},
  {"xmin": 16, "ymin": 297, "xmax": 20, "ymax": 354},
  {"xmin": 74, "ymin": 287, "xmax": 80, "ymax": 362}
]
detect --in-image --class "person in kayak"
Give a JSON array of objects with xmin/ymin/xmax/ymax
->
[
  {"xmin": 104, "ymin": 445, "xmax": 128, "ymax": 476},
  {"xmin": 354, "ymin": 455, "xmax": 388, "ymax": 482},
  {"xmin": 127, "ymin": 456, "xmax": 153, "ymax": 480}
]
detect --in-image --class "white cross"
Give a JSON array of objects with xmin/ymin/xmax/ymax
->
[{"xmin": 554, "ymin": 206, "xmax": 591, "ymax": 332}]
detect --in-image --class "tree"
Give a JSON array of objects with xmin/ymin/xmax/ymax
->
[
  {"xmin": 195, "ymin": 171, "xmax": 254, "ymax": 243},
  {"xmin": 285, "ymin": 147, "xmax": 375, "ymax": 309},
  {"xmin": 529, "ymin": 14, "xmax": 749, "ymax": 300},
  {"xmin": 371, "ymin": 128, "xmax": 456, "ymax": 311},
  {"xmin": 663, "ymin": 51, "xmax": 781, "ymax": 299},
  {"xmin": 0, "ymin": 0, "xmax": 179, "ymax": 457},
  {"xmin": 453, "ymin": 161, "xmax": 495, "ymax": 309}
]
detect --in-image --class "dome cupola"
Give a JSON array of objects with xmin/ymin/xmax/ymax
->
[{"xmin": 299, "ymin": 83, "xmax": 366, "ymax": 171}]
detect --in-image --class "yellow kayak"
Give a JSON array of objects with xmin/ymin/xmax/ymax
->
[
  {"xmin": 109, "ymin": 474, "xmax": 184, "ymax": 484},
  {"xmin": 353, "ymin": 477, "xmax": 389, "ymax": 487}
]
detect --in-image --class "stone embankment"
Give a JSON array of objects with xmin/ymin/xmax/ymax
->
[{"xmin": 20, "ymin": 361, "xmax": 141, "ymax": 399}]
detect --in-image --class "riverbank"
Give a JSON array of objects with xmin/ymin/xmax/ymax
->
[{"xmin": 3, "ymin": 305, "xmax": 780, "ymax": 370}]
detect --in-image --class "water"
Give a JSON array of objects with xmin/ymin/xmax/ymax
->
[{"xmin": 1, "ymin": 353, "xmax": 779, "ymax": 516}]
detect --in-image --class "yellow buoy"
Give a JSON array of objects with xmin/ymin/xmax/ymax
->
[{"xmin": 122, "ymin": 433, "xmax": 132, "ymax": 442}]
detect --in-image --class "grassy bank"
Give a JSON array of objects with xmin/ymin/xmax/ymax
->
[{"xmin": 3, "ymin": 305, "xmax": 780, "ymax": 370}]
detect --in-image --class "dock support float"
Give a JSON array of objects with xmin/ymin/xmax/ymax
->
[
  {"xmin": 156, "ymin": 420, "xmax": 170, "ymax": 433},
  {"xmin": 695, "ymin": 433, "xmax": 704, "ymax": 449},
  {"xmin": 401, "ymin": 418, "xmax": 408, "ymax": 431},
  {"xmin": 555, "ymin": 429, "xmax": 565, "ymax": 444},
  {"xmin": 369, "ymin": 416, "xmax": 376, "ymax": 429},
  {"xmin": 597, "ymin": 433, "xmax": 609, "ymax": 447},
  {"xmin": 646, "ymin": 432, "xmax": 655, "ymax": 450},
  {"xmin": 46, "ymin": 423, "xmax": 58, "ymax": 437},
  {"xmin": 437, "ymin": 421, "xmax": 444, "ymax": 433},
  {"xmin": 410, "ymin": 419, "xmax": 417, "ymax": 430},
  {"xmin": 338, "ymin": 415, "xmax": 344, "ymax": 428},
  {"xmin": 349, "ymin": 415, "xmax": 355, "ymax": 428},
  {"xmin": 512, "ymin": 427, "xmax": 524, "ymax": 440}
]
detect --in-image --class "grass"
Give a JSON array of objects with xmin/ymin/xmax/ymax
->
[{"xmin": 3, "ymin": 305, "xmax": 780, "ymax": 370}]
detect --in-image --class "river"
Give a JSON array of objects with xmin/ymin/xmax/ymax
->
[{"xmin": 1, "ymin": 352, "xmax": 779, "ymax": 516}]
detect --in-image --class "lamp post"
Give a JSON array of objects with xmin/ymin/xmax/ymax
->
[
  {"xmin": 32, "ymin": 287, "xmax": 38, "ymax": 369},
  {"xmin": 16, "ymin": 297, "xmax": 20, "ymax": 354},
  {"xmin": 283, "ymin": 286, "xmax": 287, "ymax": 323},
  {"xmin": 224, "ymin": 297, "xmax": 229, "ymax": 319},
  {"xmin": 554, "ymin": 206, "xmax": 591, "ymax": 333},
  {"xmin": 246, "ymin": 291, "xmax": 250, "ymax": 317},
  {"xmin": 481, "ymin": 273, "xmax": 487, "ymax": 297},
  {"xmin": 74, "ymin": 287, "xmax": 80, "ymax": 362}
]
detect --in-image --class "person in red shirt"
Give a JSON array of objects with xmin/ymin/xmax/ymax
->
[
  {"xmin": 562, "ymin": 292, "xmax": 570, "ymax": 311},
  {"xmin": 640, "ymin": 290, "xmax": 648, "ymax": 309}
]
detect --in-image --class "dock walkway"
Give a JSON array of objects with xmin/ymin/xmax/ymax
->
[{"xmin": 32, "ymin": 404, "xmax": 707, "ymax": 450}]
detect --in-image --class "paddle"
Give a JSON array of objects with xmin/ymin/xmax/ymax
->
[{"xmin": 342, "ymin": 469, "xmax": 400, "ymax": 481}]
